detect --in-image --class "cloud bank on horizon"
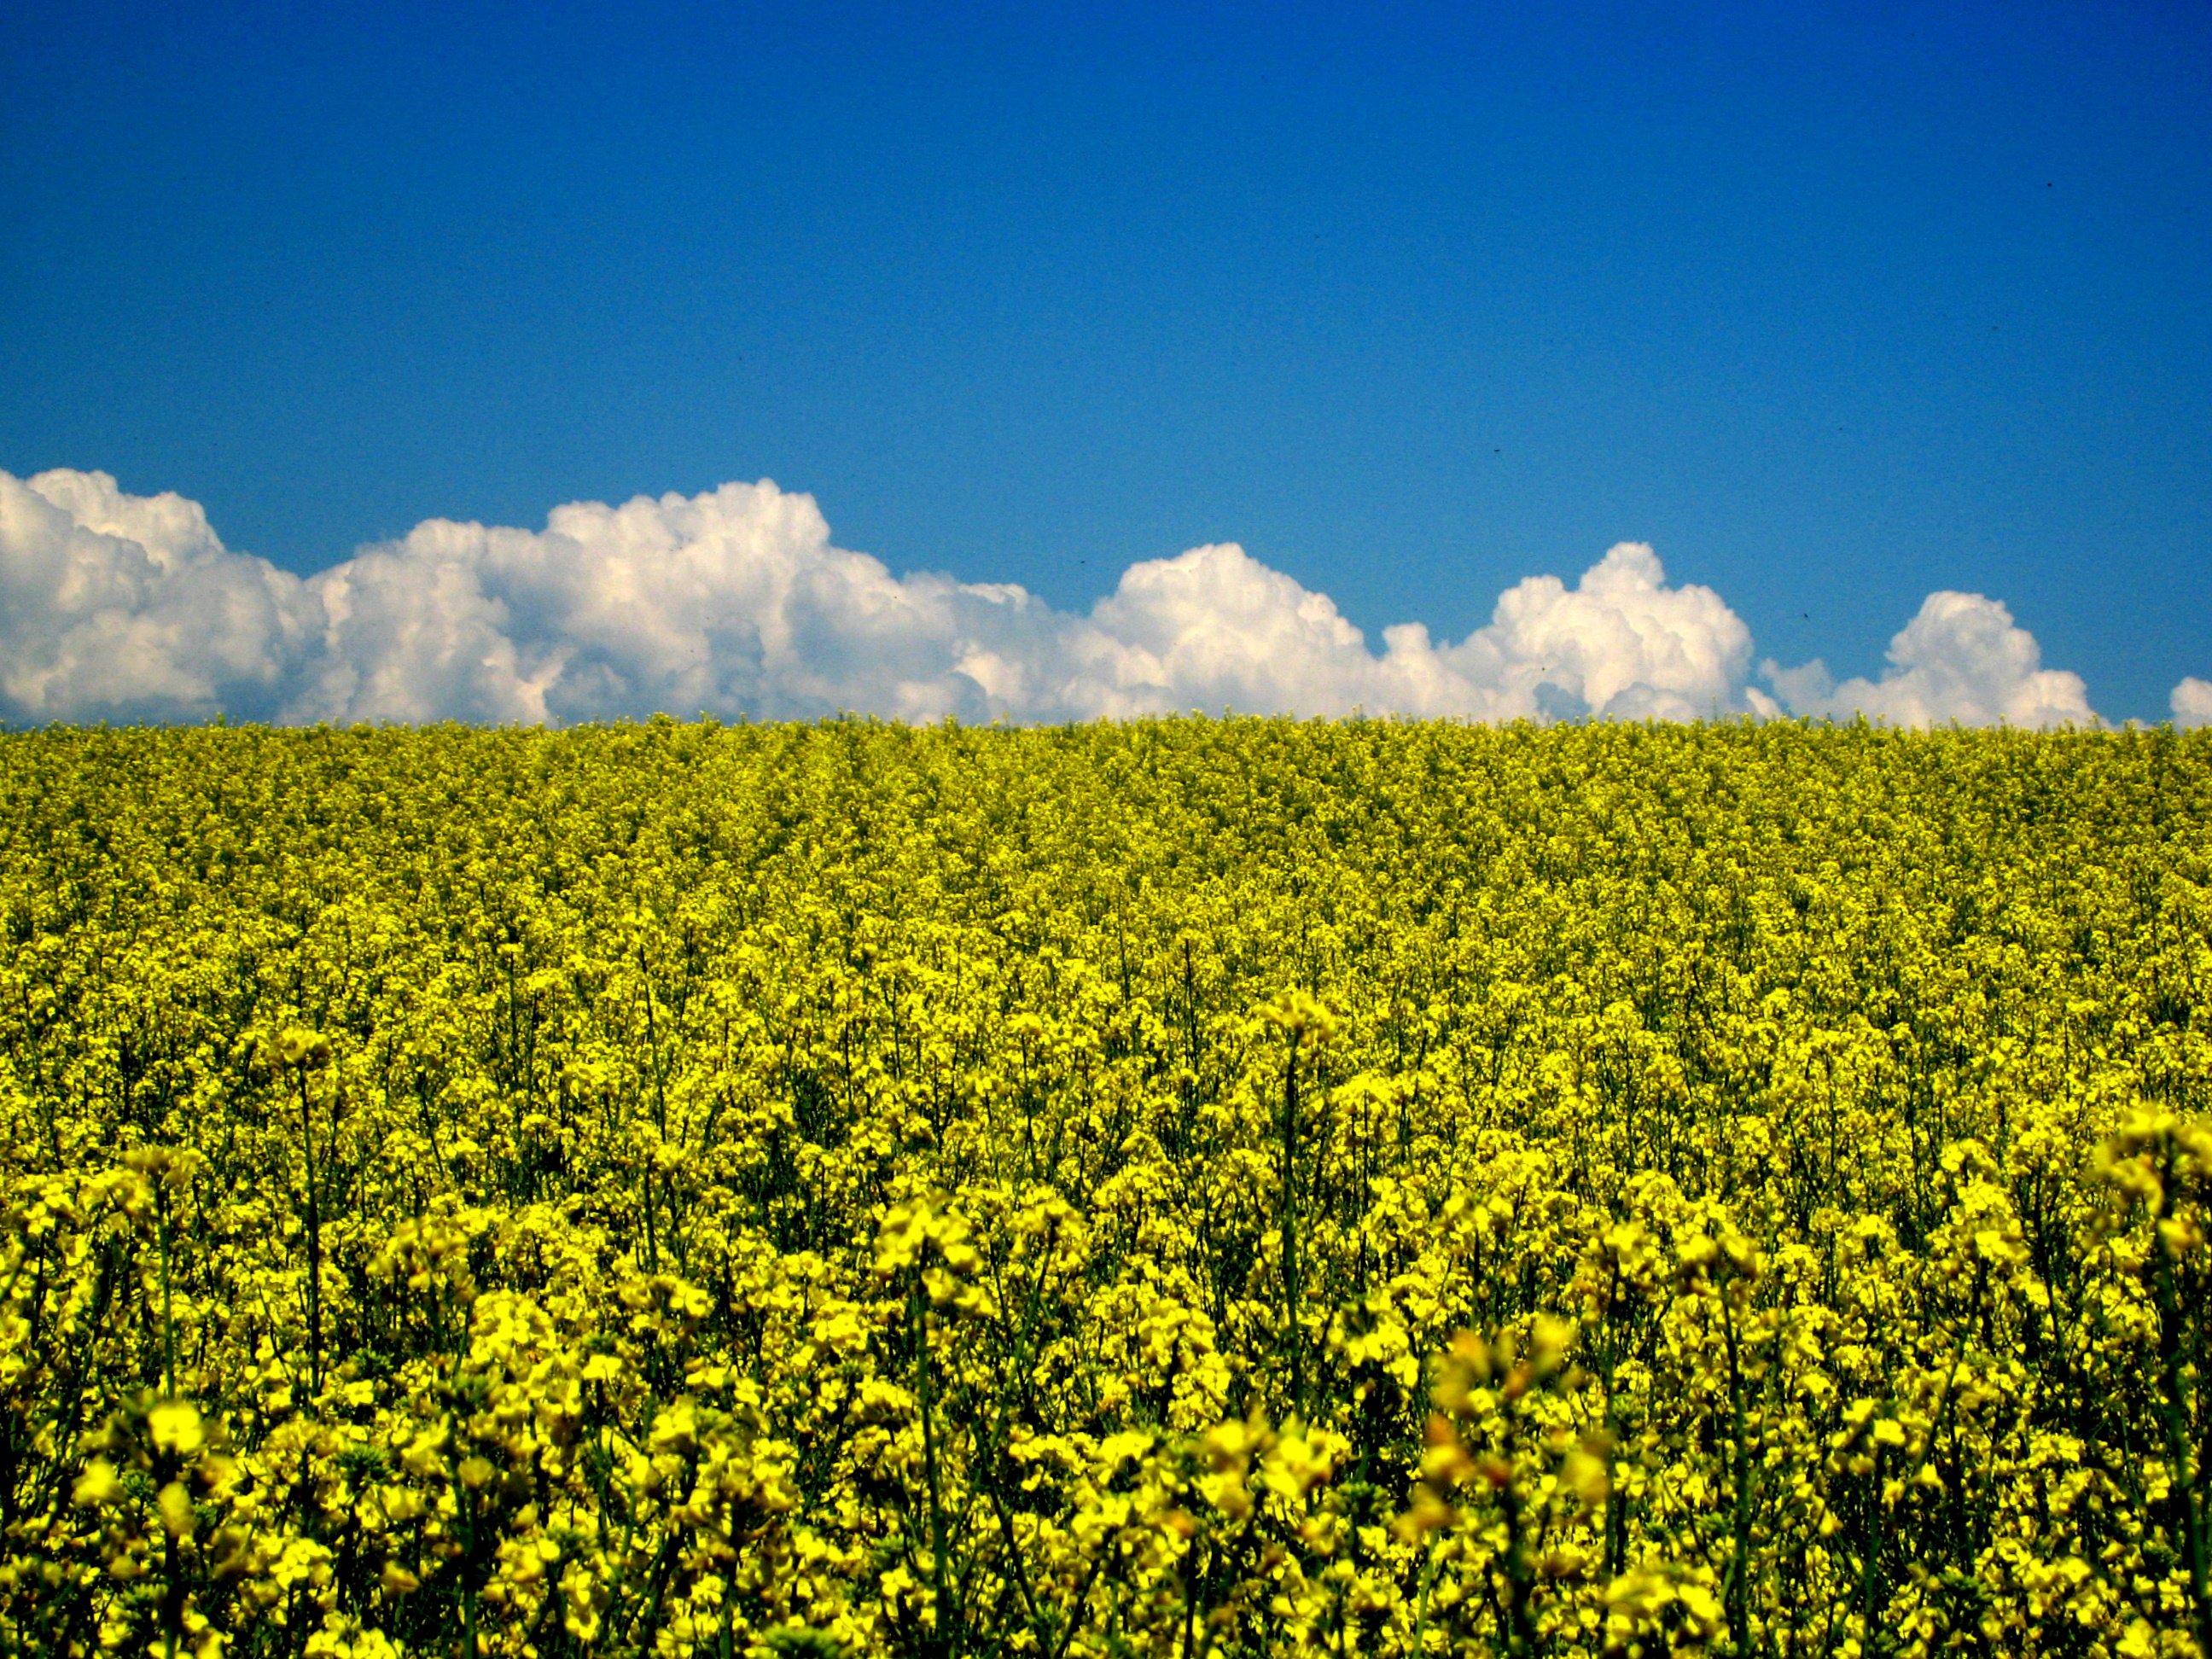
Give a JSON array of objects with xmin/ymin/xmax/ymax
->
[{"xmin": 0, "ymin": 467, "xmax": 2196, "ymax": 730}]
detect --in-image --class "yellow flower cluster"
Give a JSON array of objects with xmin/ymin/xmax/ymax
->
[{"xmin": 0, "ymin": 715, "xmax": 2208, "ymax": 1657}]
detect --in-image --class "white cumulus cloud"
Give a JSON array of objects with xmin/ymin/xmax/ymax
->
[
  {"xmin": 0, "ymin": 467, "xmax": 2122, "ymax": 731},
  {"xmin": 1017, "ymin": 538, "xmax": 1758, "ymax": 722},
  {"xmin": 2174, "ymin": 678, "xmax": 2212, "ymax": 730},
  {"xmin": 285, "ymin": 482, "xmax": 1019, "ymax": 725},
  {"xmin": 0, "ymin": 469, "xmax": 317, "ymax": 722},
  {"xmin": 1761, "ymin": 591, "xmax": 2098, "ymax": 730}
]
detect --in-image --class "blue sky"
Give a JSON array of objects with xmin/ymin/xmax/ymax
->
[{"xmin": 2, "ymin": 0, "xmax": 2207, "ymax": 724}]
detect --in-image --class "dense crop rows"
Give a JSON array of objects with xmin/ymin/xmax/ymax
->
[{"xmin": 2, "ymin": 718, "xmax": 2209, "ymax": 1659}]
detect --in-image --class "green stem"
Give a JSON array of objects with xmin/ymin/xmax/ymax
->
[
  {"xmin": 1855, "ymin": 1451, "xmax": 1888, "ymax": 1659},
  {"xmin": 1280, "ymin": 1029, "xmax": 1304, "ymax": 1418},
  {"xmin": 1499, "ymin": 1465, "xmax": 1540, "ymax": 1659},
  {"xmin": 1410, "ymin": 1539, "xmax": 1439, "ymax": 1659},
  {"xmin": 160, "ymin": 1528, "xmax": 181, "ymax": 1659},
  {"xmin": 449, "ymin": 1429, "xmax": 480, "ymax": 1659},
  {"xmin": 298, "ymin": 1068, "xmax": 323, "ymax": 1401},
  {"xmin": 911, "ymin": 1272, "xmax": 955, "ymax": 1659},
  {"xmin": 1720, "ymin": 1295, "xmax": 1755, "ymax": 1656},
  {"xmin": 2152, "ymin": 1190, "xmax": 2211, "ymax": 1659},
  {"xmin": 155, "ymin": 1185, "xmax": 175, "ymax": 1399}
]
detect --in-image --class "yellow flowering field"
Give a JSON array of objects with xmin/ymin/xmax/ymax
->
[{"xmin": 2, "ymin": 717, "xmax": 2209, "ymax": 1659}]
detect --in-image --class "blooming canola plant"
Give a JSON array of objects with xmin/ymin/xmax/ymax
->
[{"xmin": 0, "ymin": 717, "xmax": 2207, "ymax": 1657}]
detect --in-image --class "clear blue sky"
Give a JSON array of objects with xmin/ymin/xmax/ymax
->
[{"xmin": 3, "ymin": 0, "xmax": 2207, "ymax": 719}]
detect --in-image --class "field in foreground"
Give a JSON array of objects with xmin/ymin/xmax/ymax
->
[{"xmin": 2, "ymin": 719, "xmax": 2209, "ymax": 1659}]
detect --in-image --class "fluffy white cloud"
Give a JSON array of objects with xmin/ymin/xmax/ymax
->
[
  {"xmin": 998, "ymin": 538, "xmax": 1762, "ymax": 722},
  {"xmin": 0, "ymin": 468, "xmax": 2117, "ymax": 731},
  {"xmin": 288, "ymin": 507, "xmax": 1773, "ymax": 725},
  {"xmin": 0, "ymin": 469, "xmax": 1773, "ymax": 726},
  {"xmin": 2174, "ymin": 678, "xmax": 2212, "ymax": 730},
  {"xmin": 1761, "ymin": 591, "xmax": 2098, "ymax": 730},
  {"xmin": 1457, "ymin": 541, "xmax": 1763, "ymax": 722},
  {"xmin": 0, "ymin": 469, "xmax": 317, "ymax": 722},
  {"xmin": 286, "ymin": 483, "xmax": 1014, "ymax": 725}
]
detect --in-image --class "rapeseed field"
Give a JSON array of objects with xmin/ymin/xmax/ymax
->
[{"xmin": 1, "ymin": 717, "xmax": 2207, "ymax": 1659}]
